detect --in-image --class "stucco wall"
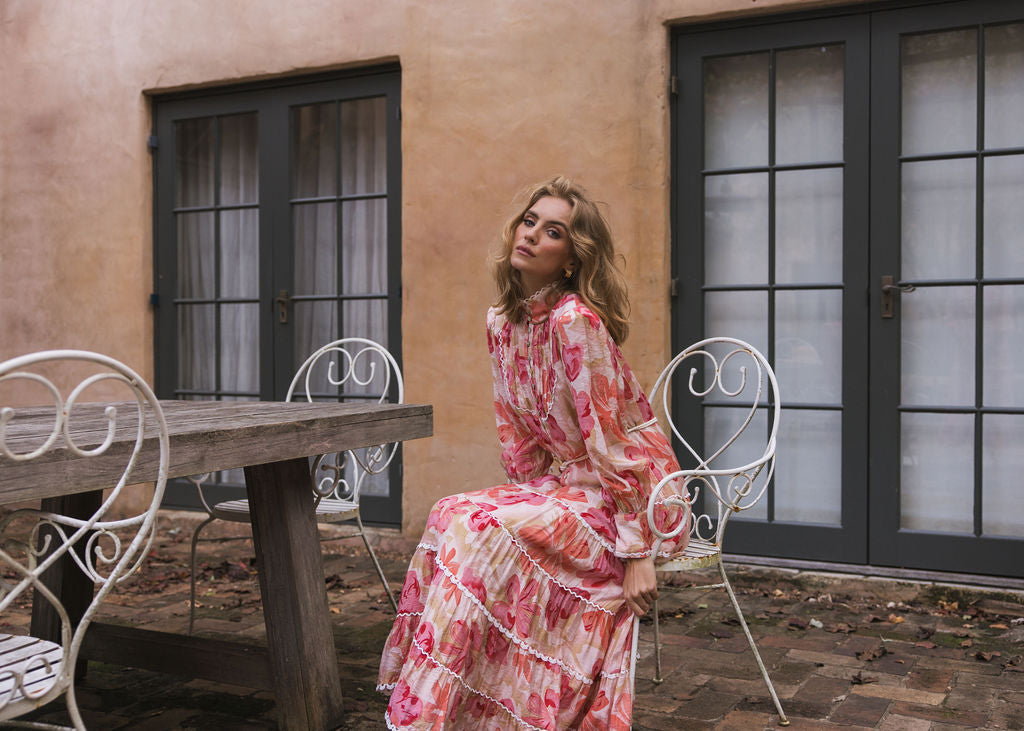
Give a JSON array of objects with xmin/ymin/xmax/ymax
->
[{"xmin": 0, "ymin": 0, "xmax": 859, "ymax": 533}]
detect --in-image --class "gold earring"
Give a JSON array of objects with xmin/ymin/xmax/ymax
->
[{"xmin": 564, "ymin": 267, "xmax": 573, "ymax": 278}]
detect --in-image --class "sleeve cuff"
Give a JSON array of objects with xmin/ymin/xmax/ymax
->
[{"xmin": 613, "ymin": 512, "xmax": 652, "ymax": 558}]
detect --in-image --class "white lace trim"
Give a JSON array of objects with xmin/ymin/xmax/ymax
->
[
  {"xmin": 462, "ymin": 495, "xmax": 614, "ymax": 617},
  {"xmin": 396, "ymin": 611, "xmax": 422, "ymax": 620},
  {"xmin": 377, "ymin": 682, "xmax": 397, "ymax": 693},
  {"xmin": 408, "ymin": 636, "xmax": 547, "ymax": 731},
  {"xmin": 417, "ymin": 541, "xmax": 438, "ymax": 552}
]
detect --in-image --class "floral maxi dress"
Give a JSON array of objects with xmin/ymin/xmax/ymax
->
[{"xmin": 378, "ymin": 290, "xmax": 689, "ymax": 730}]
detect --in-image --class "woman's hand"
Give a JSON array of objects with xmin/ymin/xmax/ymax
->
[{"xmin": 623, "ymin": 556, "xmax": 658, "ymax": 617}]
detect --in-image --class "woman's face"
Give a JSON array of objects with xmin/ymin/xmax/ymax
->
[{"xmin": 509, "ymin": 195, "xmax": 577, "ymax": 295}]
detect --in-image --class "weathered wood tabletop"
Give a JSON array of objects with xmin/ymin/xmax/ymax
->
[
  {"xmin": 0, "ymin": 399, "xmax": 433, "ymax": 502},
  {"xmin": 0, "ymin": 399, "xmax": 433, "ymax": 731}
]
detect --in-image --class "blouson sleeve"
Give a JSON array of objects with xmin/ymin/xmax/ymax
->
[
  {"xmin": 487, "ymin": 310, "xmax": 554, "ymax": 483},
  {"xmin": 554, "ymin": 303, "xmax": 655, "ymax": 557}
]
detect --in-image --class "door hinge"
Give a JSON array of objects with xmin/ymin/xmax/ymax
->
[
  {"xmin": 670, "ymin": 75, "xmax": 679, "ymax": 97},
  {"xmin": 147, "ymin": 135, "xmax": 159, "ymax": 151},
  {"xmin": 670, "ymin": 277, "xmax": 679, "ymax": 298},
  {"xmin": 396, "ymin": 105, "xmax": 401, "ymax": 121},
  {"xmin": 149, "ymin": 293, "xmax": 159, "ymax": 307}
]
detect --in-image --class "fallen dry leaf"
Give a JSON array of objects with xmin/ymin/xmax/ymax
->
[
  {"xmin": 916, "ymin": 626, "xmax": 935, "ymax": 640},
  {"xmin": 851, "ymin": 671, "xmax": 877, "ymax": 685},
  {"xmin": 915, "ymin": 641, "xmax": 937, "ymax": 649},
  {"xmin": 990, "ymin": 623, "xmax": 1009, "ymax": 630},
  {"xmin": 888, "ymin": 613, "xmax": 906, "ymax": 624},
  {"xmin": 857, "ymin": 644, "xmax": 889, "ymax": 662},
  {"xmin": 975, "ymin": 650, "xmax": 1001, "ymax": 662},
  {"xmin": 788, "ymin": 617, "xmax": 809, "ymax": 631},
  {"xmin": 827, "ymin": 622, "xmax": 855, "ymax": 634},
  {"xmin": 961, "ymin": 639, "xmax": 974, "ymax": 648}
]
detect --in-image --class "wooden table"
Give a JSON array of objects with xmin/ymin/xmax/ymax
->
[{"xmin": 0, "ymin": 400, "xmax": 432, "ymax": 730}]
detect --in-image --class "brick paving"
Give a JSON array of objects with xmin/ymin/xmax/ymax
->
[{"xmin": 3, "ymin": 511, "xmax": 1022, "ymax": 730}]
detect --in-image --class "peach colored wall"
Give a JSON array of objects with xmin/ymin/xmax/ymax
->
[{"xmin": 0, "ymin": 0, "xmax": 863, "ymax": 530}]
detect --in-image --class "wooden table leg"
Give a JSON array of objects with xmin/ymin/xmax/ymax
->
[{"xmin": 244, "ymin": 458, "xmax": 344, "ymax": 731}]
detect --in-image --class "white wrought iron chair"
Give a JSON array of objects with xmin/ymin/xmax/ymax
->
[
  {"xmin": 0, "ymin": 350, "xmax": 169, "ymax": 730},
  {"xmin": 188, "ymin": 337, "xmax": 402, "ymax": 633},
  {"xmin": 630, "ymin": 337, "xmax": 789, "ymax": 726}
]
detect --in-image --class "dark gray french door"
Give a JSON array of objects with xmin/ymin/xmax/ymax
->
[
  {"xmin": 673, "ymin": 1, "xmax": 1024, "ymax": 576},
  {"xmin": 153, "ymin": 69, "xmax": 403, "ymax": 525},
  {"xmin": 869, "ymin": 3, "xmax": 1024, "ymax": 576}
]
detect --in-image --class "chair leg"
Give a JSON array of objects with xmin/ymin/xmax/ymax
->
[
  {"xmin": 66, "ymin": 682, "xmax": 86, "ymax": 731},
  {"xmin": 355, "ymin": 513, "xmax": 398, "ymax": 612},
  {"xmin": 652, "ymin": 597, "xmax": 664, "ymax": 684},
  {"xmin": 718, "ymin": 562, "xmax": 790, "ymax": 726},
  {"xmin": 188, "ymin": 516, "xmax": 217, "ymax": 635}
]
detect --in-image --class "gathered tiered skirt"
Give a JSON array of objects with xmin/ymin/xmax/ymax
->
[{"xmin": 378, "ymin": 475, "xmax": 643, "ymax": 730}]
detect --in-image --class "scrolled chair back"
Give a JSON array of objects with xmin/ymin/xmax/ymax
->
[
  {"xmin": 645, "ymin": 337, "xmax": 781, "ymax": 552},
  {"xmin": 0, "ymin": 349, "xmax": 168, "ymax": 720},
  {"xmin": 286, "ymin": 338, "xmax": 404, "ymax": 504}
]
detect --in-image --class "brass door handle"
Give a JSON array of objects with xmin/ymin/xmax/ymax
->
[
  {"xmin": 273, "ymin": 290, "xmax": 290, "ymax": 324},
  {"xmin": 880, "ymin": 275, "xmax": 915, "ymax": 319}
]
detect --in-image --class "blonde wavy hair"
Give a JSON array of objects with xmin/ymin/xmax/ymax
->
[{"xmin": 491, "ymin": 177, "xmax": 630, "ymax": 344}]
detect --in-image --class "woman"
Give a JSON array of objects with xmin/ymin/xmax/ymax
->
[{"xmin": 378, "ymin": 177, "xmax": 688, "ymax": 730}]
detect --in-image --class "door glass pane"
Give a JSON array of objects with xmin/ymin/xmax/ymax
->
[
  {"xmin": 901, "ymin": 286, "xmax": 974, "ymax": 406},
  {"xmin": 704, "ymin": 53, "xmax": 769, "ymax": 169},
  {"xmin": 901, "ymin": 159, "xmax": 975, "ymax": 280},
  {"xmin": 776, "ymin": 44, "xmax": 844, "ymax": 165},
  {"xmin": 983, "ymin": 415, "xmax": 1024, "ymax": 538},
  {"xmin": 901, "ymin": 30, "xmax": 976, "ymax": 155},
  {"xmin": 343, "ymin": 299, "xmax": 388, "ymax": 347},
  {"xmin": 178, "ymin": 305, "xmax": 215, "ymax": 391},
  {"xmin": 292, "ymin": 103, "xmax": 338, "ymax": 198},
  {"xmin": 705, "ymin": 291, "xmax": 768, "ymax": 406},
  {"xmin": 984, "ymin": 154, "xmax": 1024, "ymax": 278},
  {"xmin": 341, "ymin": 97, "xmax": 387, "ymax": 195},
  {"xmin": 705, "ymin": 173, "xmax": 768, "ymax": 285},
  {"xmin": 175, "ymin": 118, "xmax": 214, "ymax": 207},
  {"xmin": 704, "ymin": 407, "xmax": 768, "ymax": 520},
  {"xmin": 176, "ymin": 212, "xmax": 214, "ymax": 298},
  {"xmin": 220, "ymin": 210, "xmax": 258, "ymax": 298},
  {"xmin": 983, "ymin": 285, "xmax": 1024, "ymax": 408},
  {"xmin": 220, "ymin": 304, "xmax": 259, "ymax": 394},
  {"xmin": 295, "ymin": 301, "xmax": 337, "ymax": 369},
  {"xmin": 294, "ymin": 203, "xmax": 337, "ymax": 296},
  {"xmin": 900, "ymin": 412, "xmax": 973, "ymax": 533},
  {"xmin": 775, "ymin": 409, "xmax": 841, "ymax": 525},
  {"xmin": 776, "ymin": 168, "xmax": 843, "ymax": 283},
  {"xmin": 220, "ymin": 113, "xmax": 258, "ymax": 206},
  {"xmin": 776, "ymin": 290, "xmax": 842, "ymax": 404},
  {"xmin": 342, "ymin": 199, "xmax": 387, "ymax": 295},
  {"xmin": 985, "ymin": 23, "xmax": 1024, "ymax": 149}
]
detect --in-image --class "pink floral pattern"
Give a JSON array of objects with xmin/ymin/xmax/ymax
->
[{"xmin": 379, "ymin": 291, "xmax": 689, "ymax": 729}]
